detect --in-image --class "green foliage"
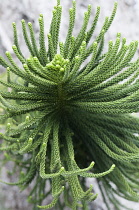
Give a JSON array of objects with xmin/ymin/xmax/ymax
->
[{"xmin": 0, "ymin": 1, "xmax": 139, "ymax": 209}]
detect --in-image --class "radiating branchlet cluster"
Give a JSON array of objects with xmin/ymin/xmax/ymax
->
[{"xmin": 0, "ymin": 0, "xmax": 139, "ymax": 210}]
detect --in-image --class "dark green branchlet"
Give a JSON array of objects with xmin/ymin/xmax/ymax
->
[{"xmin": 0, "ymin": 1, "xmax": 139, "ymax": 209}]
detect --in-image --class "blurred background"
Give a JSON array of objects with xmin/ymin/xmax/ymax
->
[{"xmin": 0, "ymin": 0, "xmax": 139, "ymax": 209}]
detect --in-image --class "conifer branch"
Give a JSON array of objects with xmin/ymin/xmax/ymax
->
[{"xmin": 0, "ymin": 1, "xmax": 139, "ymax": 209}]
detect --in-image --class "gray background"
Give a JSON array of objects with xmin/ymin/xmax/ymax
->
[{"xmin": 0, "ymin": 0, "xmax": 139, "ymax": 209}]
